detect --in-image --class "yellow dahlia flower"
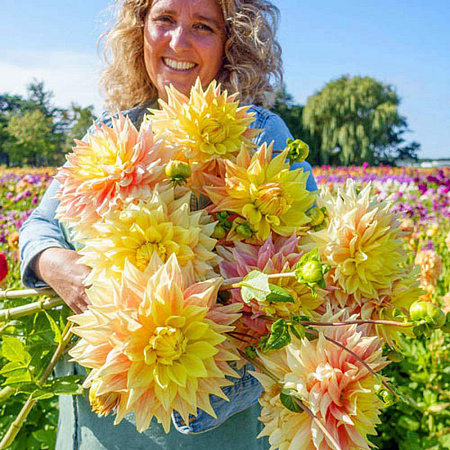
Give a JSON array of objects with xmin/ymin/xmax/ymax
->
[
  {"xmin": 55, "ymin": 115, "xmax": 175, "ymax": 236},
  {"xmin": 79, "ymin": 187, "xmax": 219, "ymax": 282},
  {"xmin": 252, "ymin": 312, "xmax": 388, "ymax": 450},
  {"xmin": 148, "ymin": 78, "xmax": 259, "ymax": 163},
  {"xmin": 205, "ymin": 144, "xmax": 315, "ymax": 242},
  {"xmin": 307, "ymin": 180, "xmax": 407, "ymax": 302},
  {"xmin": 69, "ymin": 254, "xmax": 241, "ymax": 433}
]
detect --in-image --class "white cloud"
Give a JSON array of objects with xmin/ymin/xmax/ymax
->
[{"xmin": 0, "ymin": 50, "xmax": 106, "ymax": 114}]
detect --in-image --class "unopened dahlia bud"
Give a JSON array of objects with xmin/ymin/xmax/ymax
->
[
  {"xmin": 165, "ymin": 160, "xmax": 191, "ymax": 185},
  {"xmin": 236, "ymin": 222, "xmax": 254, "ymax": 239}
]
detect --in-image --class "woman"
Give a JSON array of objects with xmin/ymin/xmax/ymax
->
[{"xmin": 20, "ymin": 0, "xmax": 317, "ymax": 448}]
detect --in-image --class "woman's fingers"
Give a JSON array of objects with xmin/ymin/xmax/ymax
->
[{"xmin": 32, "ymin": 247, "xmax": 92, "ymax": 314}]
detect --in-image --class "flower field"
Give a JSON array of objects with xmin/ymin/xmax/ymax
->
[{"xmin": 1, "ymin": 163, "xmax": 449, "ymax": 449}]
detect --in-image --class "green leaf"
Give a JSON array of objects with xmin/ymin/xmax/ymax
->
[
  {"xmin": 0, "ymin": 362, "xmax": 32, "ymax": 385},
  {"xmin": 1, "ymin": 336, "xmax": 31, "ymax": 365},
  {"xmin": 266, "ymin": 284, "xmax": 294, "ymax": 303},
  {"xmin": 265, "ymin": 319, "xmax": 291, "ymax": 351},
  {"xmin": 31, "ymin": 390, "xmax": 55, "ymax": 400},
  {"xmin": 280, "ymin": 388, "xmax": 305, "ymax": 413},
  {"xmin": 290, "ymin": 324, "xmax": 306, "ymax": 340},
  {"xmin": 44, "ymin": 311, "xmax": 62, "ymax": 343},
  {"xmin": 239, "ymin": 270, "xmax": 270, "ymax": 304},
  {"xmin": 46, "ymin": 375, "xmax": 85, "ymax": 395}
]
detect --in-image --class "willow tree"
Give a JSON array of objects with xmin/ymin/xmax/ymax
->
[{"xmin": 302, "ymin": 75, "xmax": 415, "ymax": 165}]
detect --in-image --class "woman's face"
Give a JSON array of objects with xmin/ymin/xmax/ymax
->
[{"xmin": 144, "ymin": 0, "xmax": 226, "ymax": 100}]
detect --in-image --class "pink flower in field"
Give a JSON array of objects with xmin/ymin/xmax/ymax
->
[
  {"xmin": 55, "ymin": 114, "xmax": 177, "ymax": 237},
  {"xmin": 253, "ymin": 312, "xmax": 389, "ymax": 450}
]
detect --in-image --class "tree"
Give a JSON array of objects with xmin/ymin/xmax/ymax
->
[
  {"xmin": 64, "ymin": 104, "xmax": 96, "ymax": 153},
  {"xmin": 302, "ymin": 75, "xmax": 420, "ymax": 165},
  {"xmin": 6, "ymin": 110, "xmax": 57, "ymax": 166}
]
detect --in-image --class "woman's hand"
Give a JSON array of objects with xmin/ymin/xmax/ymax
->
[{"xmin": 33, "ymin": 248, "xmax": 91, "ymax": 314}]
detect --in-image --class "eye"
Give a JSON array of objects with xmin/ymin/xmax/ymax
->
[
  {"xmin": 154, "ymin": 15, "xmax": 174, "ymax": 25},
  {"xmin": 194, "ymin": 23, "xmax": 214, "ymax": 33}
]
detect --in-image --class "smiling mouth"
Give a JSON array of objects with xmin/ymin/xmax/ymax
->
[{"xmin": 163, "ymin": 58, "xmax": 197, "ymax": 71}]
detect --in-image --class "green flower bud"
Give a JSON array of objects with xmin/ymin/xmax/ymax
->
[
  {"xmin": 410, "ymin": 301, "xmax": 446, "ymax": 329},
  {"xmin": 286, "ymin": 139, "xmax": 309, "ymax": 163},
  {"xmin": 211, "ymin": 224, "xmax": 227, "ymax": 239},
  {"xmin": 301, "ymin": 260, "xmax": 323, "ymax": 283},
  {"xmin": 165, "ymin": 160, "xmax": 191, "ymax": 184},
  {"xmin": 236, "ymin": 222, "xmax": 254, "ymax": 239}
]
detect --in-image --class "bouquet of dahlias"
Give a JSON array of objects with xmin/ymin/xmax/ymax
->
[{"xmin": 50, "ymin": 78, "xmax": 447, "ymax": 450}]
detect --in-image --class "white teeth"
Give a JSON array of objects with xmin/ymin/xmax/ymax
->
[{"xmin": 163, "ymin": 58, "xmax": 196, "ymax": 71}]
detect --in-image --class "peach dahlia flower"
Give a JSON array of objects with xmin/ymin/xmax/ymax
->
[
  {"xmin": 55, "ymin": 114, "xmax": 175, "ymax": 236},
  {"xmin": 252, "ymin": 312, "xmax": 388, "ymax": 450},
  {"xmin": 69, "ymin": 254, "xmax": 241, "ymax": 433}
]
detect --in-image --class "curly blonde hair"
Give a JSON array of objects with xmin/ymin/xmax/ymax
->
[{"xmin": 99, "ymin": 0, "xmax": 283, "ymax": 112}]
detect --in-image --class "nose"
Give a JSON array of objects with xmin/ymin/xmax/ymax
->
[{"xmin": 169, "ymin": 25, "xmax": 191, "ymax": 52}]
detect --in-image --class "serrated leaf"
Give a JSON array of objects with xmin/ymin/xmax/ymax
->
[
  {"xmin": 44, "ymin": 311, "xmax": 62, "ymax": 343},
  {"xmin": 280, "ymin": 388, "xmax": 305, "ymax": 413},
  {"xmin": 265, "ymin": 319, "xmax": 291, "ymax": 351},
  {"xmin": 1, "ymin": 336, "xmax": 30, "ymax": 364},
  {"xmin": 239, "ymin": 270, "xmax": 270, "ymax": 304},
  {"xmin": 266, "ymin": 284, "xmax": 294, "ymax": 303}
]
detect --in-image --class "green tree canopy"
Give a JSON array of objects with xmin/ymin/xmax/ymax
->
[{"xmin": 302, "ymin": 75, "xmax": 420, "ymax": 165}]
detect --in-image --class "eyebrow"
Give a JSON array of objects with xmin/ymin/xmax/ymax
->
[{"xmin": 150, "ymin": 7, "xmax": 223, "ymax": 29}]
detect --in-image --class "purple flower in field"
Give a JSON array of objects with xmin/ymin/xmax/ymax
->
[
  {"xmin": 6, "ymin": 192, "xmax": 13, "ymax": 200},
  {"xmin": 32, "ymin": 197, "xmax": 39, "ymax": 205}
]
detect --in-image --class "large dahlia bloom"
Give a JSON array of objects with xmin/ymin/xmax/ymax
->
[
  {"xmin": 55, "ymin": 115, "xmax": 175, "ymax": 236},
  {"xmin": 69, "ymin": 254, "xmax": 241, "ymax": 433},
  {"xmin": 147, "ymin": 79, "xmax": 259, "ymax": 190},
  {"xmin": 79, "ymin": 187, "xmax": 219, "ymax": 282},
  {"xmin": 252, "ymin": 312, "xmax": 388, "ymax": 450},
  {"xmin": 205, "ymin": 144, "xmax": 315, "ymax": 242},
  {"xmin": 217, "ymin": 234, "xmax": 323, "ymax": 344},
  {"xmin": 305, "ymin": 180, "xmax": 406, "ymax": 303}
]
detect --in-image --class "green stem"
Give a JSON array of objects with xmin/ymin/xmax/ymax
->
[
  {"xmin": 0, "ymin": 288, "xmax": 56, "ymax": 300},
  {"xmin": 0, "ymin": 387, "xmax": 15, "ymax": 403},
  {"xmin": 0, "ymin": 322, "xmax": 73, "ymax": 449},
  {"xmin": 0, "ymin": 297, "xmax": 64, "ymax": 323}
]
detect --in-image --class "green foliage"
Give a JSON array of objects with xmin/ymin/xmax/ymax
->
[
  {"xmin": 239, "ymin": 270, "xmax": 271, "ymax": 304},
  {"xmin": 264, "ymin": 319, "xmax": 291, "ymax": 351},
  {"xmin": 370, "ymin": 331, "xmax": 450, "ymax": 450},
  {"xmin": 302, "ymin": 75, "xmax": 420, "ymax": 165},
  {"xmin": 280, "ymin": 388, "xmax": 305, "ymax": 414},
  {"xmin": 0, "ymin": 81, "xmax": 96, "ymax": 167}
]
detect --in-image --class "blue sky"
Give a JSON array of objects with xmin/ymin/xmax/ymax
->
[{"xmin": 1, "ymin": 0, "xmax": 449, "ymax": 159}]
